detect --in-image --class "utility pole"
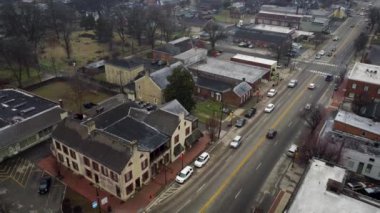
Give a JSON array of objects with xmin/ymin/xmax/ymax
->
[{"xmin": 218, "ymin": 101, "xmax": 224, "ymax": 139}]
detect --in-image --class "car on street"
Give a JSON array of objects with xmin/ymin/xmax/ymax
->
[
  {"xmin": 333, "ymin": 36, "xmax": 339, "ymax": 41},
  {"xmin": 238, "ymin": 42, "xmax": 248, "ymax": 47},
  {"xmin": 230, "ymin": 135, "xmax": 242, "ymax": 148},
  {"xmin": 245, "ymin": 107, "xmax": 256, "ymax": 118},
  {"xmin": 325, "ymin": 74, "xmax": 333, "ymax": 82},
  {"xmin": 318, "ymin": 50, "xmax": 325, "ymax": 56},
  {"xmin": 327, "ymin": 51, "xmax": 333, "ymax": 57},
  {"xmin": 308, "ymin": 83, "xmax": 316, "ymax": 90},
  {"xmin": 286, "ymin": 144, "xmax": 298, "ymax": 157},
  {"xmin": 305, "ymin": 103, "xmax": 312, "ymax": 110},
  {"xmin": 315, "ymin": 54, "xmax": 321, "ymax": 59},
  {"xmin": 350, "ymin": 24, "xmax": 355, "ymax": 28},
  {"xmin": 176, "ymin": 166, "xmax": 194, "ymax": 184},
  {"xmin": 235, "ymin": 118, "xmax": 246, "ymax": 128},
  {"xmin": 267, "ymin": 89, "xmax": 278, "ymax": 97},
  {"xmin": 194, "ymin": 152, "xmax": 210, "ymax": 168},
  {"xmin": 266, "ymin": 129, "xmax": 277, "ymax": 139},
  {"xmin": 331, "ymin": 47, "xmax": 336, "ymax": 52},
  {"xmin": 39, "ymin": 176, "xmax": 52, "ymax": 195},
  {"xmin": 288, "ymin": 79, "xmax": 298, "ymax": 88},
  {"xmin": 264, "ymin": 103, "xmax": 275, "ymax": 113},
  {"xmin": 347, "ymin": 181, "xmax": 366, "ymax": 191}
]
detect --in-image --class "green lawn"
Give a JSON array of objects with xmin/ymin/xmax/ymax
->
[
  {"xmin": 193, "ymin": 100, "xmax": 223, "ymax": 123},
  {"xmin": 31, "ymin": 81, "xmax": 111, "ymax": 112}
]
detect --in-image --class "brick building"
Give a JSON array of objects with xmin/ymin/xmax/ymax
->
[
  {"xmin": 230, "ymin": 54, "xmax": 277, "ymax": 80},
  {"xmin": 152, "ymin": 37, "xmax": 193, "ymax": 64},
  {"xmin": 255, "ymin": 11, "xmax": 308, "ymax": 29}
]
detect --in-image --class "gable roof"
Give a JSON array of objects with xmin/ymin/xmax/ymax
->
[
  {"xmin": 233, "ymin": 81, "xmax": 252, "ymax": 97},
  {"xmin": 160, "ymin": 99, "xmax": 189, "ymax": 116},
  {"xmin": 106, "ymin": 58, "xmax": 143, "ymax": 70},
  {"xmin": 52, "ymin": 119, "xmax": 132, "ymax": 174},
  {"xmin": 144, "ymin": 110, "xmax": 180, "ymax": 136},
  {"xmin": 150, "ymin": 61, "xmax": 183, "ymax": 89},
  {"xmin": 196, "ymin": 76, "xmax": 233, "ymax": 92}
]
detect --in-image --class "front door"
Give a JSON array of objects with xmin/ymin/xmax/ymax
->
[
  {"xmin": 116, "ymin": 186, "xmax": 121, "ymax": 197},
  {"xmin": 94, "ymin": 174, "xmax": 99, "ymax": 184},
  {"xmin": 135, "ymin": 178, "xmax": 141, "ymax": 189},
  {"xmin": 357, "ymin": 162, "xmax": 365, "ymax": 174}
]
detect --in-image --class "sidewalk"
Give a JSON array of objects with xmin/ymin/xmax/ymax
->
[{"xmin": 38, "ymin": 133, "xmax": 211, "ymax": 213}]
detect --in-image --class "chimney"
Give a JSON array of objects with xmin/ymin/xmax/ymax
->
[
  {"xmin": 58, "ymin": 99, "xmax": 64, "ymax": 108},
  {"xmin": 87, "ymin": 120, "xmax": 96, "ymax": 133}
]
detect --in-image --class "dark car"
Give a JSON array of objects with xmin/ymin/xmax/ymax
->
[
  {"xmin": 245, "ymin": 108, "xmax": 257, "ymax": 118},
  {"xmin": 235, "ymin": 118, "xmax": 246, "ymax": 128},
  {"xmin": 266, "ymin": 129, "xmax": 277, "ymax": 139},
  {"xmin": 325, "ymin": 75, "xmax": 333, "ymax": 82},
  {"xmin": 39, "ymin": 176, "xmax": 52, "ymax": 195}
]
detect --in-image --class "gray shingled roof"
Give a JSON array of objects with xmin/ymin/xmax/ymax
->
[
  {"xmin": 144, "ymin": 110, "xmax": 180, "ymax": 136},
  {"xmin": 196, "ymin": 76, "xmax": 233, "ymax": 92},
  {"xmin": 106, "ymin": 58, "xmax": 143, "ymax": 70},
  {"xmin": 234, "ymin": 29, "xmax": 289, "ymax": 45},
  {"xmin": 233, "ymin": 81, "xmax": 252, "ymax": 97},
  {"xmin": 0, "ymin": 107, "xmax": 64, "ymax": 149},
  {"xmin": 105, "ymin": 117, "xmax": 169, "ymax": 152},
  {"xmin": 160, "ymin": 99, "xmax": 189, "ymax": 116},
  {"xmin": 52, "ymin": 119, "xmax": 132, "ymax": 174},
  {"xmin": 150, "ymin": 62, "xmax": 183, "ymax": 89}
]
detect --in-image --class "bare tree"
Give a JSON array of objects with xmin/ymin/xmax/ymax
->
[
  {"xmin": 145, "ymin": 6, "xmax": 161, "ymax": 49},
  {"xmin": 68, "ymin": 75, "xmax": 86, "ymax": 113},
  {"xmin": 159, "ymin": 5, "xmax": 176, "ymax": 42},
  {"xmin": 112, "ymin": 8, "xmax": 128, "ymax": 52},
  {"xmin": 203, "ymin": 20, "xmax": 226, "ymax": 50},
  {"xmin": 126, "ymin": 6, "xmax": 147, "ymax": 46},
  {"xmin": 205, "ymin": 112, "xmax": 220, "ymax": 142},
  {"xmin": 300, "ymin": 104, "xmax": 323, "ymax": 132}
]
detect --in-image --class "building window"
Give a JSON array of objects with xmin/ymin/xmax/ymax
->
[
  {"xmin": 126, "ymin": 184, "xmax": 134, "ymax": 195},
  {"xmin": 128, "ymin": 162, "xmax": 133, "ymax": 167},
  {"xmin": 178, "ymin": 125, "xmax": 180, "ymax": 130},
  {"xmin": 58, "ymin": 153, "xmax": 64, "ymax": 162},
  {"xmin": 69, "ymin": 149, "xmax": 76, "ymax": 159},
  {"xmin": 62, "ymin": 145, "xmax": 68, "ymax": 155},
  {"xmin": 347, "ymin": 161, "xmax": 354, "ymax": 169},
  {"xmin": 140, "ymin": 154, "xmax": 144, "ymax": 158},
  {"xmin": 125, "ymin": 171, "xmax": 133, "ymax": 183},
  {"xmin": 72, "ymin": 162, "xmax": 79, "ymax": 171},
  {"xmin": 85, "ymin": 169, "xmax": 92, "ymax": 178},
  {"xmin": 110, "ymin": 171, "xmax": 119, "ymax": 182},
  {"xmin": 174, "ymin": 135, "xmax": 179, "ymax": 144},
  {"xmin": 365, "ymin": 164, "xmax": 373, "ymax": 173},
  {"xmin": 92, "ymin": 162, "xmax": 99, "ymax": 171},
  {"xmin": 141, "ymin": 159, "xmax": 148, "ymax": 170},
  {"xmin": 364, "ymin": 85, "xmax": 369, "ymax": 91},
  {"xmin": 164, "ymin": 154, "xmax": 170, "ymax": 163},
  {"xmin": 362, "ymin": 131, "xmax": 366, "ymax": 136},
  {"xmin": 83, "ymin": 157, "xmax": 90, "ymax": 166},
  {"xmin": 142, "ymin": 171, "xmax": 149, "ymax": 182},
  {"xmin": 55, "ymin": 141, "xmax": 61, "ymax": 150},
  {"xmin": 348, "ymin": 93, "xmax": 355, "ymax": 98},
  {"xmin": 197, "ymin": 87, "xmax": 200, "ymax": 93},
  {"xmin": 369, "ymin": 158, "xmax": 375, "ymax": 162},
  {"xmin": 352, "ymin": 83, "xmax": 356, "ymax": 89},
  {"xmin": 378, "ymin": 88, "xmax": 380, "ymax": 94},
  {"xmin": 101, "ymin": 166, "xmax": 108, "ymax": 177},
  {"xmin": 185, "ymin": 127, "xmax": 190, "ymax": 136}
]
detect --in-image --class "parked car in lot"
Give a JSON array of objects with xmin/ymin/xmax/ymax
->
[
  {"xmin": 308, "ymin": 83, "xmax": 316, "ymax": 90},
  {"xmin": 194, "ymin": 152, "xmax": 210, "ymax": 168},
  {"xmin": 315, "ymin": 54, "xmax": 321, "ymax": 59},
  {"xmin": 39, "ymin": 176, "xmax": 52, "ymax": 195},
  {"xmin": 288, "ymin": 79, "xmax": 298, "ymax": 88},
  {"xmin": 245, "ymin": 107, "xmax": 256, "ymax": 118},
  {"xmin": 176, "ymin": 166, "xmax": 194, "ymax": 183},
  {"xmin": 327, "ymin": 51, "xmax": 333, "ymax": 57},
  {"xmin": 230, "ymin": 135, "xmax": 242, "ymax": 148},
  {"xmin": 266, "ymin": 129, "xmax": 277, "ymax": 139},
  {"xmin": 235, "ymin": 118, "xmax": 246, "ymax": 128},
  {"xmin": 264, "ymin": 103, "xmax": 275, "ymax": 113},
  {"xmin": 267, "ymin": 89, "xmax": 278, "ymax": 97},
  {"xmin": 318, "ymin": 50, "xmax": 325, "ymax": 56}
]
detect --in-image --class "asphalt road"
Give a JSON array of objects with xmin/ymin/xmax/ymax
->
[{"xmin": 150, "ymin": 8, "xmax": 366, "ymax": 213}]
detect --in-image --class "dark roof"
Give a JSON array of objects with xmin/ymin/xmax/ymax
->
[
  {"xmin": 150, "ymin": 62, "xmax": 183, "ymax": 89},
  {"xmin": 52, "ymin": 119, "xmax": 132, "ymax": 174},
  {"xmin": 160, "ymin": 99, "xmax": 189, "ymax": 116},
  {"xmin": 234, "ymin": 29, "xmax": 289, "ymax": 45},
  {"xmin": 89, "ymin": 102, "xmax": 139, "ymax": 129},
  {"xmin": 144, "ymin": 110, "xmax": 180, "ymax": 136},
  {"xmin": 106, "ymin": 58, "xmax": 143, "ymax": 70},
  {"xmin": 154, "ymin": 39, "xmax": 192, "ymax": 55},
  {"xmin": 233, "ymin": 81, "xmax": 252, "ymax": 97},
  {"xmin": 128, "ymin": 108, "xmax": 149, "ymax": 120},
  {"xmin": 0, "ymin": 107, "xmax": 64, "ymax": 149},
  {"xmin": 105, "ymin": 117, "xmax": 169, "ymax": 152},
  {"xmin": 196, "ymin": 76, "xmax": 233, "ymax": 92}
]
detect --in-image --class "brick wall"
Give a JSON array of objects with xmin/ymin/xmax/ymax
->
[
  {"xmin": 333, "ymin": 120, "xmax": 380, "ymax": 141},
  {"xmin": 345, "ymin": 79, "xmax": 380, "ymax": 100}
]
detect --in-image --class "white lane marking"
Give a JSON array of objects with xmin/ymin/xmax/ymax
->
[
  {"xmin": 288, "ymin": 121, "xmax": 293, "ymax": 127},
  {"xmin": 176, "ymin": 199, "xmax": 192, "ymax": 213},
  {"xmin": 256, "ymin": 162, "xmax": 262, "ymax": 170},
  {"xmin": 235, "ymin": 189, "xmax": 242, "ymax": 199},
  {"xmin": 197, "ymin": 184, "xmax": 206, "ymax": 193}
]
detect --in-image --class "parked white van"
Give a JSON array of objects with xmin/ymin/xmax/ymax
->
[{"xmin": 287, "ymin": 144, "xmax": 298, "ymax": 157}]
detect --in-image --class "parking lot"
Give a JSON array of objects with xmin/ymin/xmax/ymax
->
[{"xmin": 0, "ymin": 142, "xmax": 65, "ymax": 213}]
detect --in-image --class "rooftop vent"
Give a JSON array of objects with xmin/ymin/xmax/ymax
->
[
  {"xmin": 326, "ymin": 178, "xmax": 343, "ymax": 195},
  {"xmin": 375, "ymin": 70, "xmax": 378, "ymax": 74},
  {"xmin": 3, "ymin": 99, "xmax": 15, "ymax": 104},
  {"xmin": 366, "ymin": 69, "xmax": 369, "ymax": 72},
  {"xmin": 13, "ymin": 102, "xmax": 26, "ymax": 109},
  {"xmin": 20, "ymin": 107, "xmax": 35, "ymax": 115}
]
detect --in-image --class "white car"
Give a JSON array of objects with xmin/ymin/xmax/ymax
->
[
  {"xmin": 333, "ymin": 36, "xmax": 339, "ymax": 41},
  {"xmin": 194, "ymin": 152, "xmax": 210, "ymax": 168},
  {"xmin": 267, "ymin": 89, "xmax": 277, "ymax": 97},
  {"xmin": 176, "ymin": 166, "xmax": 194, "ymax": 184},
  {"xmin": 230, "ymin": 135, "xmax": 242, "ymax": 148},
  {"xmin": 264, "ymin": 103, "xmax": 275, "ymax": 113},
  {"xmin": 288, "ymin": 79, "xmax": 298, "ymax": 88},
  {"xmin": 308, "ymin": 83, "xmax": 316, "ymax": 90},
  {"xmin": 318, "ymin": 50, "xmax": 325, "ymax": 55},
  {"xmin": 315, "ymin": 54, "xmax": 321, "ymax": 59}
]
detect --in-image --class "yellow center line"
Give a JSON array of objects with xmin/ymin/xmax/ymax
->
[{"xmin": 200, "ymin": 74, "xmax": 319, "ymax": 212}]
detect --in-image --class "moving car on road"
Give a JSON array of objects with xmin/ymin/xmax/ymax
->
[
  {"xmin": 325, "ymin": 74, "xmax": 333, "ymax": 82},
  {"xmin": 194, "ymin": 152, "xmax": 210, "ymax": 168},
  {"xmin": 267, "ymin": 89, "xmax": 277, "ymax": 97},
  {"xmin": 288, "ymin": 79, "xmax": 298, "ymax": 88},
  {"xmin": 266, "ymin": 129, "xmax": 277, "ymax": 139},
  {"xmin": 308, "ymin": 83, "xmax": 316, "ymax": 90},
  {"xmin": 264, "ymin": 103, "xmax": 275, "ymax": 113},
  {"xmin": 230, "ymin": 135, "xmax": 242, "ymax": 148},
  {"xmin": 176, "ymin": 166, "xmax": 194, "ymax": 184}
]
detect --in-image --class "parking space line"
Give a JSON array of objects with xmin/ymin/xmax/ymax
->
[
  {"xmin": 20, "ymin": 163, "xmax": 34, "ymax": 187},
  {"xmin": 10, "ymin": 158, "xmax": 21, "ymax": 177},
  {"xmin": 235, "ymin": 189, "xmax": 242, "ymax": 199},
  {"xmin": 256, "ymin": 163, "xmax": 262, "ymax": 170}
]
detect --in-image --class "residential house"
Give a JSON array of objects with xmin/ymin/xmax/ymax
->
[
  {"xmin": 0, "ymin": 89, "xmax": 66, "ymax": 162},
  {"xmin": 345, "ymin": 62, "xmax": 380, "ymax": 102},
  {"xmin": 152, "ymin": 37, "xmax": 193, "ymax": 64},
  {"xmin": 331, "ymin": 110, "xmax": 380, "ymax": 180},
  {"xmin": 105, "ymin": 57, "xmax": 144, "ymax": 86},
  {"xmin": 135, "ymin": 62, "xmax": 183, "ymax": 104},
  {"xmin": 190, "ymin": 58, "xmax": 268, "ymax": 106},
  {"xmin": 229, "ymin": 2, "xmax": 245, "ymax": 18},
  {"xmin": 52, "ymin": 98, "xmax": 200, "ymax": 201},
  {"xmin": 174, "ymin": 48, "xmax": 208, "ymax": 67}
]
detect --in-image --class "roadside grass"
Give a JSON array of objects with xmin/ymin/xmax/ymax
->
[
  {"xmin": 193, "ymin": 100, "xmax": 223, "ymax": 123},
  {"xmin": 31, "ymin": 81, "xmax": 111, "ymax": 112},
  {"xmin": 64, "ymin": 188, "xmax": 97, "ymax": 213}
]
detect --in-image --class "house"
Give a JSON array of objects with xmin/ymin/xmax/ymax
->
[
  {"xmin": 229, "ymin": 2, "xmax": 245, "ymax": 18},
  {"xmin": 332, "ymin": 110, "xmax": 380, "ymax": 180},
  {"xmin": 51, "ymin": 99, "xmax": 200, "ymax": 201},
  {"xmin": 105, "ymin": 57, "xmax": 144, "ymax": 86},
  {"xmin": 230, "ymin": 54, "xmax": 277, "ymax": 78},
  {"xmin": 286, "ymin": 159, "xmax": 380, "ymax": 213},
  {"xmin": 190, "ymin": 58, "xmax": 268, "ymax": 106},
  {"xmin": 173, "ymin": 48, "xmax": 208, "ymax": 66},
  {"xmin": 0, "ymin": 89, "xmax": 66, "ymax": 162},
  {"xmin": 135, "ymin": 62, "xmax": 183, "ymax": 104},
  {"xmin": 345, "ymin": 62, "xmax": 380, "ymax": 102},
  {"xmin": 246, "ymin": 24, "xmax": 297, "ymax": 38},
  {"xmin": 233, "ymin": 28, "xmax": 292, "ymax": 50},
  {"xmin": 152, "ymin": 37, "xmax": 193, "ymax": 63}
]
